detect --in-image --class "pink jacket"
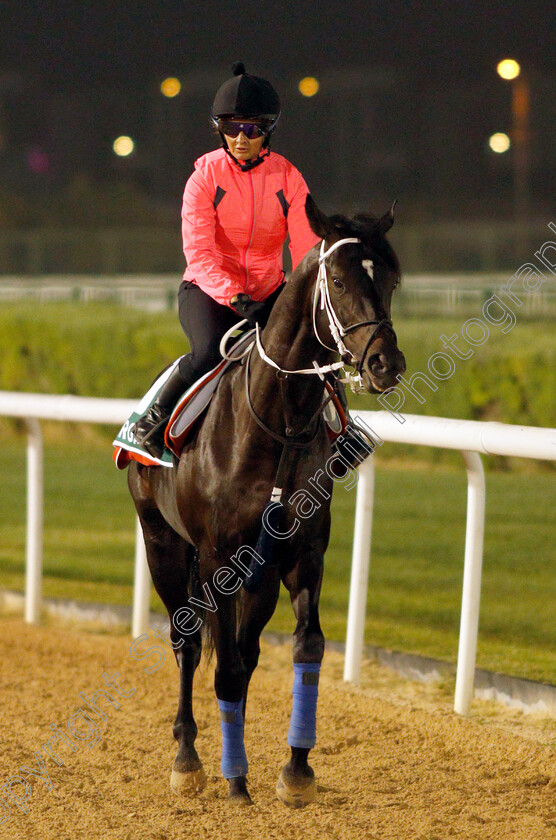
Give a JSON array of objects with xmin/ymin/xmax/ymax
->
[{"xmin": 181, "ymin": 148, "xmax": 320, "ymax": 307}]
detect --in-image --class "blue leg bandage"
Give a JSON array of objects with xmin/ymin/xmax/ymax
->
[
  {"xmin": 287, "ymin": 662, "xmax": 321, "ymax": 749},
  {"xmin": 218, "ymin": 699, "xmax": 248, "ymax": 779}
]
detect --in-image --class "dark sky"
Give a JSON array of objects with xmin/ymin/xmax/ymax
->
[{"xmin": 2, "ymin": 0, "xmax": 555, "ymax": 88}]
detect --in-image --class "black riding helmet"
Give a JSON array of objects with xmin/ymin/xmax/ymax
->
[{"xmin": 211, "ymin": 62, "xmax": 281, "ymax": 167}]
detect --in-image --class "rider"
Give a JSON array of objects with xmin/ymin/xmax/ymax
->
[{"xmin": 134, "ymin": 62, "xmax": 320, "ymax": 457}]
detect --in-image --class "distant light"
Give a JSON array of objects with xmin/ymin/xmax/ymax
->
[
  {"xmin": 497, "ymin": 59, "xmax": 521, "ymax": 81},
  {"xmin": 298, "ymin": 76, "xmax": 319, "ymax": 97},
  {"xmin": 113, "ymin": 136, "xmax": 135, "ymax": 157},
  {"xmin": 489, "ymin": 132, "xmax": 511, "ymax": 153},
  {"xmin": 161, "ymin": 77, "xmax": 181, "ymax": 98},
  {"xmin": 27, "ymin": 147, "xmax": 50, "ymax": 174}
]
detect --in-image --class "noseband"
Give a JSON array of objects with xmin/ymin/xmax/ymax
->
[{"xmin": 312, "ymin": 238, "xmax": 395, "ymax": 378}]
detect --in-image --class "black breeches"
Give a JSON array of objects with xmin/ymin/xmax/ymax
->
[{"xmin": 176, "ymin": 281, "xmax": 284, "ymax": 383}]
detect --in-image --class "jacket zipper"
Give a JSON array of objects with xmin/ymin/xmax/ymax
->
[{"xmin": 243, "ymin": 171, "xmax": 256, "ymax": 291}]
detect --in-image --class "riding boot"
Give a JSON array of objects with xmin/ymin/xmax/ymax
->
[
  {"xmin": 329, "ymin": 376, "xmax": 376, "ymax": 470},
  {"xmin": 133, "ymin": 365, "xmax": 191, "ymax": 458}
]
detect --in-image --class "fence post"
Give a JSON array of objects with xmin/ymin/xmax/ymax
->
[
  {"xmin": 24, "ymin": 419, "xmax": 44, "ymax": 623},
  {"xmin": 344, "ymin": 456, "xmax": 376, "ymax": 683},
  {"xmin": 132, "ymin": 516, "xmax": 151, "ymax": 638},
  {"xmin": 454, "ymin": 450, "xmax": 486, "ymax": 714}
]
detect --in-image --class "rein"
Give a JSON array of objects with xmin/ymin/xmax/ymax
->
[{"xmin": 244, "ymin": 345, "xmax": 323, "ymax": 447}]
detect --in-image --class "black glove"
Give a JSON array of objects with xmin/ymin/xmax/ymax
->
[{"xmin": 230, "ymin": 293, "xmax": 266, "ymax": 328}]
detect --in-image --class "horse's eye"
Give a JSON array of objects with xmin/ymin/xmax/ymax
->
[{"xmin": 332, "ymin": 277, "xmax": 344, "ymax": 290}]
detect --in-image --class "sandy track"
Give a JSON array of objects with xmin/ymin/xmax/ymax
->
[{"xmin": 0, "ymin": 616, "xmax": 554, "ymax": 840}]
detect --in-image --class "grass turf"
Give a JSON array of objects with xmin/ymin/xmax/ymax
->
[{"xmin": 0, "ymin": 440, "xmax": 554, "ymax": 684}]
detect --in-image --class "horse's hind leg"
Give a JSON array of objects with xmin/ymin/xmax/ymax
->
[
  {"xmin": 277, "ymin": 552, "xmax": 325, "ymax": 808},
  {"xmin": 146, "ymin": 520, "xmax": 205, "ymax": 794},
  {"xmin": 168, "ymin": 613, "xmax": 205, "ymax": 795},
  {"xmin": 130, "ymin": 475, "xmax": 205, "ymax": 795}
]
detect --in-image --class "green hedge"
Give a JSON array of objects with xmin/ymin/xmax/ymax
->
[
  {"xmin": 1, "ymin": 304, "xmax": 554, "ymax": 464},
  {"xmin": 349, "ymin": 314, "xmax": 555, "ymax": 467},
  {"xmin": 350, "ymin": 315, "xmax": 556, "ymax": 429},
  {"xmin": 0, "ymin": 302, "xmax": 185, "ymax": 399}
]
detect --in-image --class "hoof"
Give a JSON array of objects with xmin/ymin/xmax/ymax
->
[
  {"xmin": 276, "ymin": 768, "xmax": 317, "ymax": 809},
  {"xmin": 228, "ymin": 790, "xmax": 253, "ymax": 806},
  {"xmin": 170, "ymin": 766, "xmax": 207, "ymax": 795},
  {"xmin": 228, "ymin": 776, "xmax": 252, "ymax": 806}
]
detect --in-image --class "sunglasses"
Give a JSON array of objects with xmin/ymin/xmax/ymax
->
[{"xmin": 218, "ymin": 120, "xmax": 268, "ymax": 139}]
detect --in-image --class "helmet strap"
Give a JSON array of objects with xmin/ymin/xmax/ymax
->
[{"xmin": 223, "ymin": 144, "xmax": 271, "ymax": 172}]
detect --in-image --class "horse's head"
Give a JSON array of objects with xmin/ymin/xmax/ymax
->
[{"xmin": 305, "ymin": 194, "xmax": 406, "ymax": 393}]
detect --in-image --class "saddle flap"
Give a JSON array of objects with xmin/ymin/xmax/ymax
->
[{"xmin": 165, "ymin": 367, "xmax": 223, "ymax": 455}]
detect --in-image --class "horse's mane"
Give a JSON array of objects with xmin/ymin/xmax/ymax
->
[{"xmin": 328, "ymin": 213, "xmax": 401, "ymax": 283}]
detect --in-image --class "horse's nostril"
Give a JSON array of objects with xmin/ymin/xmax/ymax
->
[{"xmin": 368, "ymin": 354, "xmax": 389, "ymax": 376}]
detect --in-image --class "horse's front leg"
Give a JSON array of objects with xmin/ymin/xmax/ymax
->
[
  {"xmin": 203, "ymin": 554, "xmax": 252, "ymax": 805},
  {"xmin": 236, "ymin": 565, "xmax": 281, "ymax": 718},
  {"xmin": 278, "ymin": 552, "xmax": 325, "ymax": 808}
]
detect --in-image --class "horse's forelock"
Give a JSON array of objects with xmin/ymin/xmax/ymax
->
[
  {"xmin": 328, "ymin": 213, "xmax": 401, "ymax": 282},
  {"xmin": 325, "ymin": 213, "xmax": 352, "ymax": 238}
]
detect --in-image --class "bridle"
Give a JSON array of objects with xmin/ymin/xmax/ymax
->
[
  {"xmin": 311, "ymin": 238, "xmax": 395, "ymax": 382},
  {"xmin": 218, "ymin": 236, "xmax": 396, "ymax": 443},
  {"xmin": 250, "ymin": 237, "xmax": 395, "ymax": 389}
]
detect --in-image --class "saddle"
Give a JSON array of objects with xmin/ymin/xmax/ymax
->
[
  {"xmin": 113, "ymin": 331, "xmax": 256, "ymax": 469},
  {"xmin": 164, "ymin": 331, "xmax": 256, "ymax": 457},
  {"xmin": 112, "ymin": 329, "xmax": 347, "ymax": 470}
]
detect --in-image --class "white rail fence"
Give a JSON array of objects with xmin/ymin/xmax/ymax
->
[
  {"xmin": 2, "ymin": 274, "xmax": 555, "ymax": 316},
  {"xmin": 0, "ymin": 391, "xmax": 554, "ymax": 715},
  {"xmin": 346, "ymin": 412, "xmax": 556, "ymax": 715}
]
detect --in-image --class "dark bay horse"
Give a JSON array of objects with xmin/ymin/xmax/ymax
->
[{"xmin": 128, "ymin": 195, "xmax": 406, "ymax": 807}]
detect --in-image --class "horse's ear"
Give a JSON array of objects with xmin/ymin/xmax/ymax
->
[
  {"xmin": 379, "ymin": 199, "xmax": 397, "ymax": 234},
  {"xmin": 305, "ymin": 193, "xmax": 333, "ymax": 239}
]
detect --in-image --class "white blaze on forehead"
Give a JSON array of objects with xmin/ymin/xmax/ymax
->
[{"xmin": 362, "ymin": 259, "xmax": 374, "ymax": 280}]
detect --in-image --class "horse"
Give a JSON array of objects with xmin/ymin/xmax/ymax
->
[{"xmin": 127, "ymin": 194, "xmax": 406, "ymax": 807}]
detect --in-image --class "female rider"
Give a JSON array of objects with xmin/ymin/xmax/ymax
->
[{"xmin": 134, "ymin": 62, "xmax": 320, "ymax": 457}]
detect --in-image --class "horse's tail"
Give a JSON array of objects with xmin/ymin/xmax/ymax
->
[
  {"xmin": 185, "ymin": 544, "xmax": 216, "ymax": 661},
  {"xmin": 185, "ymin": 545, "xmax": 250, "ymax": 663}
]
